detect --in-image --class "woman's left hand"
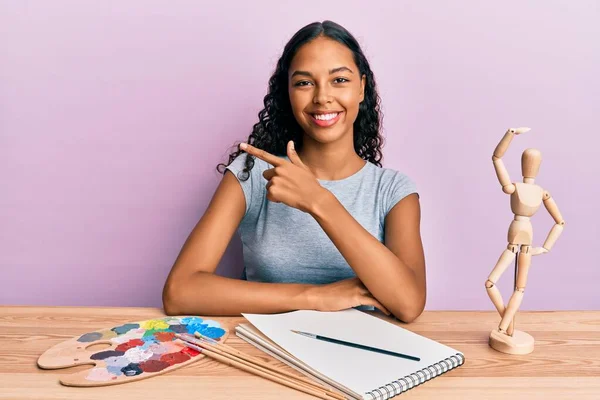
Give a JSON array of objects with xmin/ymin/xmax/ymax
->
[{"xmin": 240, "ymin": 141, "xmax": 329, "ymax": 214}]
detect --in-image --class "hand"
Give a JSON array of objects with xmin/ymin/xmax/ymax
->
[
  {"xmin": 530, "ymin": 246, "xmax": 549, "ymax": 256},
  {"xmin": 303, "ymin": 277, "xmax": 391, "ymax": 316},
  {"xmin": 512, "ymin": 127, "xmax": 531, "ymax": 135},
  {"xmin": 240, "ymin": 141, "xmax": 329, "ymax": 213}
]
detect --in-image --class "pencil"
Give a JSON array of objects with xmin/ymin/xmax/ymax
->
[{"xmin": 291, "ymin": 330, "xmax": 420, "ymax": 362}]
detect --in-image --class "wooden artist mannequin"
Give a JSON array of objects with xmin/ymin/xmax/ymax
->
[{"xmin": 485, "ymin": 127, "xmax": 565, "ymax": 354}]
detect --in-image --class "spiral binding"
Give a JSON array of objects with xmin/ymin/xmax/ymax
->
[{"xmin": 364, "ymin": 352, "xmax": 465, "ymax": 400}]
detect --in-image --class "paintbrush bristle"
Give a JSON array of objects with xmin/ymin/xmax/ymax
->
[{"xmin": 194, "ymin": 331, "xmax": 218, "ymax": 343}]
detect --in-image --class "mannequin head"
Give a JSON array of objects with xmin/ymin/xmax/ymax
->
[{"xmin": 521, "ymin": 148, "xmax": 542, "ymax": 181}]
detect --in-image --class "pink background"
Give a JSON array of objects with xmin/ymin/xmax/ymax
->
[{"xmin": 1, "ymin": 1, "xmax": 598, "ymax": 310}]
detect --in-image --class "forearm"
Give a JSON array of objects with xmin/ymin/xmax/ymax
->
[
  {"xmin": 493, "ymin": 129, "xmax": 515, "ymax": 158},
  {"xmin": 309, "ymin": 192, "xmax": 424, "ymax": 322},
  {"xmin": 542, "ymin": 193, "xmax": 565, "ymax": 250},
  {"xmin": 542, "ymin": 223, "xmax": 564, "ymax": 250},
  {"xmin": 492, "ymin": 129, "xmax": 517, "ymax": 192},
  {"xmin": 163, "ymin": 271, "xmax": 314, "ymax": 316}
]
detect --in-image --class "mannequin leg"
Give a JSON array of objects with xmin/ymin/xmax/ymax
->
[
  {"xmin": 498, "ymin": 246, "xmax": 532, "ymax": 333},
  {"xmin": 485, "ymin": 244, "xmax": 518, "ymax": 335}
]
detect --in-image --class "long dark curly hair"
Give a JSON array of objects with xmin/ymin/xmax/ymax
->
[{"xmin": 216, "ymin": 20, "xmax": 384, "ymax": 180}]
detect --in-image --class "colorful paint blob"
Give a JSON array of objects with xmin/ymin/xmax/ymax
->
[
  {"xmin": 81, "ymin": 316, "xmax": 226, "ymax": 383},
  {"xmin": 181, "ymin": 346, "xmax": 201, "ymax": 357},
  {"xmin": 121, "ymin": 363, "xmax": 143, "ymax": 376},
  {"xmin": 90, "ymin": 350, "xmax": 125, "ymax": 360},
  {"xmin": 77, "ymin": 332, "xmax": 103, "ymax": 343},
  {"xmin": 111, "ymin": 328, "xmax": 146, "ymax": 345},
  {"xmin": 139, "ymin": 359, "xmax": 170, "ymax": 373},
  {"xmin": 193, "ymin": 325, "xmax": 226, "ymax": 339},
  {"xmin": 111, "ymin": 323, "xmax": 140, "ymax": 335},
  {"xmin": 154, "ymin": 332, "xmax": 176, "ymax": 342},
  {"xmin": 168, "ymin": 324, "xmax": 188, "ymax": 333},
  {"xmin": 141, "ymin": 319, "xmax": 170, "ymax": 330},
  {"xmin": 100, "ymin": 330, "xmax": 118, "ymax": 340},
  {"xmin": 115, "ymin": 339, "xmax": 145, "ymax": 352},
  {"xmin": 160, "ymin": 351, "xmax": 190, "ymax": 366}
]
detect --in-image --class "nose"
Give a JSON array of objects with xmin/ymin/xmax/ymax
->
[{"xmin": 312, "ymin": 86, "xmax": 332, "ymax": 104}]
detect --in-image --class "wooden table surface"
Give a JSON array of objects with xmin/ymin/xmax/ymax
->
[{"xmin": 1, "ymin": 307, "xmax": 599, "ymax": 399}]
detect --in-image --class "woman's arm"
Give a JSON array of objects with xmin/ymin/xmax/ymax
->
[
  {"xmin": 163, "ymin": 169, "xmax": 393, "ymax": 316},
  {"xmin": 233, "ymin": 142, "xmax": 426, "ymax": 322},
  {"xmin": 309, "ymin": 192, "xmax": 427, "ymax": 323},
  {"xmin": 162, "ymin": 171, "xmax": 314, "ymax": 316},
  {"xmin": 164, "ymin": 271, "xmax": 312, "ymax": 316}
]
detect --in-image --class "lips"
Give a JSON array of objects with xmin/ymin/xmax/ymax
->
[{"xmin": 308, "ymin": 111, "xmax": 343, "ymax": 128}]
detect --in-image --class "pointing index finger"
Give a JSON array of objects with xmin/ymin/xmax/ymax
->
[{"xmin": 240, "ymin": 143, "xmax": 284, "ymax": 166}]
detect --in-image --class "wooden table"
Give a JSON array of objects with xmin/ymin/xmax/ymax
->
[{"xmin": 1, "ymin": 307, "xmax": 599, "ymax": 399}]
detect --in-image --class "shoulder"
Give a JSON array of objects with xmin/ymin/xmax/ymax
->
[
  {"xmin": 224, "ymin": 152, "xmax": 276, "ymax": 216},
  {"xmin": 367, "ymin": 163, "xmax": 417, "ymax": 193},
  {"xmin": 366, "ymin": 163, "xmax": 418, "ymax": 216},
  {"xmin": 225, "ymin": 152, "xmax": 273, "ymax": 179}
]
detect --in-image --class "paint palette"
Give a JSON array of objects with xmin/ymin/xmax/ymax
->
[{"xmin": 37, "ymin": 316, "xmax": 228, "ymax": 386}]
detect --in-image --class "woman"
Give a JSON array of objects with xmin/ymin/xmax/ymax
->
[{"xmin": 163, "ymin": 20, "xmax": 426, "ymax": 323}]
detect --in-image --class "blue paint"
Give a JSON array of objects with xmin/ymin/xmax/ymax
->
[
  {"xmin": 181, "ymin": 317, "xmax": 203, "ymax": 325},
  {"xmin": 77, "ymin": 332, "xmax": 103, "ymax": 343},
  {"xmin": 168, "ymin": 324, "xmax": 187, "ymax": 333},
  {"xmin": 104, "ymin": 355, "xmax": 130, "ymax": 368},
  {"xmin": 141, "ymin": 335, "xmax": 158, "ymax": 344},
  {"xmin": 139, "ymin": 341, "xmax": 154, "ymax": 350},
  {"xmin": 107, "ymin": 365, "xmax": 124, "ymax": 376},
  {"xmin": 121, "ymin": 363, "xmax": 143, "ymax": 376},
  {"xmin": 200, "ymin": 320, "xmax": 222, "ymax": 328},
  {"xmin": 192, "ymin": 323, "xmax": 226, "ymax": 339},
  {"xmin": 111, "ymin": 323, "xmax": 140, "ymax": 335},
  {"xmin": 185, "ymin": 322, "xmax": 204, "ymax": 335}
]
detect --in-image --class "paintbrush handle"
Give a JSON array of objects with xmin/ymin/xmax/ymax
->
[
  {"xmin": 182, "ymin": 341, "xmax": 336, "ymax": 400},
  {"xmin": 178, "ymin": 335, "xmax": 343, "ymax": 400},
  {"xmin": 186, "ymin": 334, "xmax": 342, "ymax": 397}
]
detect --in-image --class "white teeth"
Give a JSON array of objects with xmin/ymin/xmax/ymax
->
[{"xmin": 313, "ymin": 113, "xmax": 339, "ymax": 121}]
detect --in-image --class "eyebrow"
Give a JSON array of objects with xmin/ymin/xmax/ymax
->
[{"xmin": 291, "ymin": 66, "xmax": 354, "ymax": 78}]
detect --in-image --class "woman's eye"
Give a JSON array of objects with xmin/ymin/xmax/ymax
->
[{"xmin": 294, "ymin": 78, "xmax": 348, "ymax": 86}]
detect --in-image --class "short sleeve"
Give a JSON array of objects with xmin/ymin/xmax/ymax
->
[
  {"xmin": 225, "ymin": 153, "xmax": 266, "ymax": 217},
  {"xmin": 382, "ymin": 171, "xmax": 418, "ymax": 217}
]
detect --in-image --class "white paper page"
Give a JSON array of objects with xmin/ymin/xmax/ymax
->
[{"xmin": 243, "ymin": 309, "xmax": 462, "ymax": 396}]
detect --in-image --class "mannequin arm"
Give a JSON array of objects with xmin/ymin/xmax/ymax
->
[
  {"xmin": 540, "ymin": 190, "xmax": 565, "ymax": 250},
  {"xmin": 492, "ymin": 156, "xmax": 515, "ymax": 194},
  {"xmin": 492, "ymin": 128, "xmax": 529, "ymax": 194}
]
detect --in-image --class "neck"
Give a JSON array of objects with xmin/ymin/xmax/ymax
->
[{"xmin": 297, "ymin": 133, "xmax": 366, "ymax": 181}]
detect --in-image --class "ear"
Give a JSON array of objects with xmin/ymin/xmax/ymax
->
[{"xmin": 360, "ymin": 74, "xmax": 366, "ymax": 103}]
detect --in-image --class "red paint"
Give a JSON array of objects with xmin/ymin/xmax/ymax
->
[
  {"xmin": 115, "ymin": 339, "xmax": 144, "ymax": 352},
  {"xmin": 139, "ymin": 359, "xmax": 170, "ymax": 373},
  {"xmin": 181, "ymin": 346, "xmax": 201, "ymax": 357},
  {"xmin": 154, "ymin": 331, "xmax": 176, "ymax": 342},
  {"xmin": 160, "ymin": 351, "xmax": 190, "ymax": 366}
]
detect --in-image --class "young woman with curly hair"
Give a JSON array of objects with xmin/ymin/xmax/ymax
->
[{"xmin": 163, "ymin": 20, "xmax": 426, "ymax": 323}]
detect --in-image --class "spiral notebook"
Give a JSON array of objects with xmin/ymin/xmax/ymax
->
[{"xmin": 237, "ymin": 309, "xmax": 464, "ymax": 400}]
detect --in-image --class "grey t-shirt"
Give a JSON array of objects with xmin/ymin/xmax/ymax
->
[{"xmin": 225, "ymin": 153, "xmax": 418, "ymax": 284}]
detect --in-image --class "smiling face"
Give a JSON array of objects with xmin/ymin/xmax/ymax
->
[{"xmin": 288, "ymin": 36, "xmax": 365, "ymax": 146}]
